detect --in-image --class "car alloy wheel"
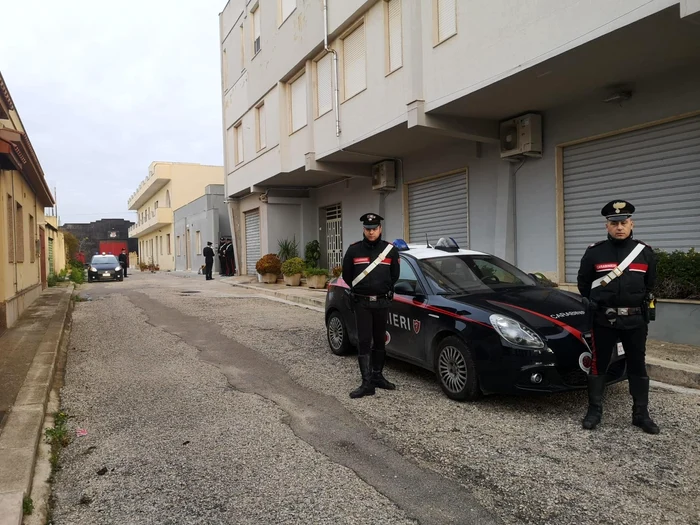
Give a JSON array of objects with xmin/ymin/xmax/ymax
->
[
  {"xmin": 327, "ymin": 311, "xmax": 350, "ymax": 356},
  {"xmin": 435, "ymin": 336, "xmax": 480, "ymax": 401}
]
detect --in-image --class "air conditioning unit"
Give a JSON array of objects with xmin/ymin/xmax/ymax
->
[
  {"xmin": 499, "ymin": 113, "xmax": 542, "ymax": 159},
  {"xmin": 372, "ymin": 160, "xmax": 396, "ymax": 191}
]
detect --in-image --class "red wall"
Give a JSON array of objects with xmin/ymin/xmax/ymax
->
[{"xmin": 99, "ymin": 241, "xmax": 128, "ymax": 255}]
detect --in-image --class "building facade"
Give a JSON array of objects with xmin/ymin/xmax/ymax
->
[
  {"xmin": 173, "ymin": 184, "xmax": 231, "ymax": 272},
  {"xmin": 45, "ymin": 215, "xmax": 67, "ymax": 277},
  {"xmin": 61, "ymin": 218, "xmax": 137, "ymax": 261},
  {"xmin": 219, "ymin": 0, "xmax": 700, "ymax": 279},
  {"xmin": 0, "ymin": 72, "xmax": 55, "ymax": 334},
  {"xmin": 128, "ymin": 162, "xmax": 224, "ymax": 271}
]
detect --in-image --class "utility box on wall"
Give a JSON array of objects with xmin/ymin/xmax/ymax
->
[
  {"xmin": 372, "ymin": 160, "xmax": 396, "ymax": 190},
  {"xmin": 500, "ymin": 113, "xmax": 543, "ymax": 159}
]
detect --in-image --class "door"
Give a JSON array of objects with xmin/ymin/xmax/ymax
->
[
  {"xmin": 185, "ymin": 230, "xmax": 191, "ymax": 270},
  {"xmin": 562, "ymin": 114, "xmax": 700, "ymax": 282},
  {"xmin": 386, "ymin": 256, "xmax": 427, "ymax": 364},
  {"xmin": 325, "ymin": 204, "xmax": 343, "ymax": 270},
  {"xmin": 408, "ymin": 171, "xmax": 469, "ymax": 247},
  {"xmin": 39, "ymin": 227, "xmax": 46, "ymax": 288},
  {"xmin": 245, "ymin": 209, "xmax": 261, "ymax": 275},
  {"xmin": 48, "ymin": 238, "xmax": 55, "ymax": 276}
]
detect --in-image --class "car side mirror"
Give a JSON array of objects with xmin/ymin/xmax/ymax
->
[{"xmin": 394, "ymin": 281, "xmax": 416, "ymax": 296}]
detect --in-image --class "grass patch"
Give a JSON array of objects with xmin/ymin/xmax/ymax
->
[
  {"xmin": 22, "ymin": 496, "xmax": 33, "ymax": 515},
  {"xmin": 45, "ymin": 410, "xmax": 71, "ymax": 476},
  {"xmin": 72, "ymin": 294, "xmax": 88, "ymax": 303}
]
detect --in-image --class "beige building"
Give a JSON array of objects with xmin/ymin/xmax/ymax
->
[
  {"xmin": 0, "ymin": 72, "xmax": 55, "ymax": 334},
  {"xmin": 45, "ymin": 215, "xmax": 67, "ymax": 277},
  {"xmin": 220, "ymin": 0, "xmax": 700, "ymax": 277},
  {"xmin": 128, "ymin": 162, "xmax": 224, "ymax": 271}
]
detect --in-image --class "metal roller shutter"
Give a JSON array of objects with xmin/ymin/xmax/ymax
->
[
  {"xmin": 245, "ymin": 209, "xmax": 261, "ymax": 275},
  {"xmin": 563, "ymin": 114, "xmax": 700, "ymax": 282},
  {"xmin": 408, "ymin": 171, "xmax": 469, "ymax": 248}
]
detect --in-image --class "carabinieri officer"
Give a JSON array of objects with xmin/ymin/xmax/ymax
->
[
  {"xmin": 577, "ymin": 200, "xmax": 659, "ymax": 434},
  {"xmin": 341, "ymin": 213, "xmax": 400, "ymax": 399}
]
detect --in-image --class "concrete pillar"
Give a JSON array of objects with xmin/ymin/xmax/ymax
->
[{"xmin": 493, "ymin": 163, "xmax": 516, "ymax": 264}]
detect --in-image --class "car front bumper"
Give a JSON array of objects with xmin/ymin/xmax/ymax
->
[{"xmin": 88, "ymin": 270, "xmax": 122, "ymax": 281}]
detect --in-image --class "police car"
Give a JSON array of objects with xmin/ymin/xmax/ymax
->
[{"xmin": 325, "ymin": 238, "xmax": 626, "ymax": 401}]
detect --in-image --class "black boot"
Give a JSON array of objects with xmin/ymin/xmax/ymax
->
[
  {"xmin": 628, "ymin": 375, "xmax": 660, "ymax": 434},
  {"xmin": 350, "ymin": 355, "xmax": 376, "ymax": 399},
  {"xmin": 371, "ymin": 348, "xmax": 396, "ymax": 390},
  {"xmin": 582, "ymin": 374, "xmax": 605, "ymax": 430}
]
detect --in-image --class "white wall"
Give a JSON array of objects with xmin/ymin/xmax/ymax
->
[{"xmin": 267, "ymin": 203, "xmax": 302, "ymax": 255}]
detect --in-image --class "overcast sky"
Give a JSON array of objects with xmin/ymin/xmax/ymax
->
[{"xmin": 1, "ymin": 0, "xmax": 225, "ymax": 225}]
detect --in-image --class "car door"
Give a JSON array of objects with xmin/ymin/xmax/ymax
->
[{"xmin": 387, "ymin": 256, "xmax": 428, "ymax": 365}]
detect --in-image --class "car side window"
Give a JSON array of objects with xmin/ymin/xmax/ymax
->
[{"xmin": 395, "ymin": 258, "xmax": 422, "ymax": 295}]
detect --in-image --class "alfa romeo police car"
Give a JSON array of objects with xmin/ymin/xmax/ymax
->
[{"xmin": 325, "ymin": 238, "xmax": 626, "ymax": 401}]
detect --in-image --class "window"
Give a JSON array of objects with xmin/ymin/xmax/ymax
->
[
  {"xmin": 436, "ymin": 0, "xmax": 457, "ymax": 43},
  {"xmin": 386, "ymin": 0, "xmax": 403, "ymax": 72},
  {"xmin": 395, "ymin": 257, "xmax": 422, "ymax": 295},
  {"xmin": 160, "ymin": 236, "xmax": 163, "ymax": 255},
  {"xmin": 226, "ymin": 125, "xmax": 236, "ymax": 167},
  {"xmin": 315, "ymin": 53, "xmax": 332, "ymax": 117},
  {"xmin": 235, "ymin": 123, "xmax": 244, "ymax": 164},
  {"xmin": 222, "ymin": 48, "xmax": 229, "ymax": 88},
  {"xmin": 256, "ymin": 103, "xmax": 266, "ymax": 150},
  {"xmin": 252, "ymin": 6, "xmax": 261, "ymax": 56},
  {"xmin": 240, "ymin": 24, "xmax": 245, "ymax": 69},
  {"xmin": 176, "ymin": 236, "xmax": 181, "ymax": 256},
  {"xmin": 166, "ymin": 234, "xmax": 171, "ymax": 255},
  {"xmin": 154, "ymin": 200, "xmax": 158, "ymax": 209},
  {"xmin": 7, "ymin": 195, "xmax": 14, "ymax": 263},
  {"xmin": 342, "ymin": 24, "xmax": 366, "ymax": 100},
  {"xmin": 196, "ymin": 231, "xmax": 202, "ymax": 254},
  {"xmin": 290, "ymin": 73, "xmax": 307, "ymax": 133},
  {"xmin": 15, "ymin": 201, "xmax": 24, "ymax": 263},
  {"xmin": 280, "ymin": 0, "xmax": 296, "ymax": 24},
  {"xmin": 29, "ymin": 214, "xmax": 35, "ymax": 262}
]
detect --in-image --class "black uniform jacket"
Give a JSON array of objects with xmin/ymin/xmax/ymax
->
[
  {"xmin": 577, "ymin": 234, "xmax": 656, "ymax": 329},
  {"xmin": 342, "ymin": 237, "xmax": 400, "ymax": 296},
  {"xmin": 118, "ymin": 253, "xmax": 127, "ymax": 265},
  {"xmin": 203, "ymin": 246, "xmax": 215, "ymax": 262}
]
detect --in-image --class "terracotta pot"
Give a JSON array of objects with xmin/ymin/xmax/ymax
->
[
  {"xmin": 283, "ymin": 274, "xmax": 302, "ymax": 286},
  {"xmin": 261, "ymin": 273, "xmax": 278, "ymax": 284},
  {"xmin": 306, "ymin": 274, "xmax": 328, "ymax": 289}
]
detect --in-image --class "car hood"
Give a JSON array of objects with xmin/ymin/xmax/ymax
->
[
  {"xmin": 92, "ymin": 262, "xmax": 119, "ymax": 270},
  {"xmin": 446, "ymin": 286, "xmax": 589, "ymax": 337}
]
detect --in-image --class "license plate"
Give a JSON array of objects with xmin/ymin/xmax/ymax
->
[
  {"xmin": 617, "ymin": 342, "xmax": 625, "ymax": 356},
  {"xmin": 103, "ymin": 272, "xmax": 111, "ymax": 276}
]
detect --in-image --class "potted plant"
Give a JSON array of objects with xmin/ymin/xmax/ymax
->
[
  {"xmin": 255, "ymin": 253, "xmax": 282, "ymax": 284},
  {"xmin": 305, "ymin": 266, "xmax": 329, "ymax": 289},
  {"xmin": 278, "ymin": 237, "xmax": 299, "ymax": 263},
  {"xmin": 331, "ymin": 266, "xmax": 342, "ymax": 279},
  {"xmin": 304, "ymin": 240, "xmax": 321, "ymax": 268},
  {"xmin": 281, "ymin": 257, "xmax": 304, "ymax": 286}
]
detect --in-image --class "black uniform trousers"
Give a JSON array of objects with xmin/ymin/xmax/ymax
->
[
  {"xmin": 205, "ymin": 260, "xmax": 213, "ymax": 280},
  {"xmin": 591, "ymin": 322, "xmax": 648, "ymax": 377},
  {"xmin": 354, "ymin": 298, "xmax": 389, "ymax": 359},
  {"xmin": 120, "ymin": 262, "xmax": 128, "ymax": 277}
]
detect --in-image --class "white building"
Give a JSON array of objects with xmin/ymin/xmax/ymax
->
[{"xmin": 219, "ymin": 0, "xmax": 700, "ymax": 284}]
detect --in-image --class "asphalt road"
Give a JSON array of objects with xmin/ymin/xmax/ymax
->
[{"xmin": 50, "ymin": 272, "xmax": 700, "ymax": 525}]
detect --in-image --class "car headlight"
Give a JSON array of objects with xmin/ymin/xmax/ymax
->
[
  {"xmin": 489, "ymin": 314, "xmax": 544, "ymax": 349},
  {"xmin": 90, "ymin": 267, "xmax": 97, "ymax": 272},
  {"xmin": 115, "ymin": 266, "xmax": 122, "ymax": 271}
]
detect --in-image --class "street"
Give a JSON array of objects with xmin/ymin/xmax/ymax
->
[{"xmin": 51, "ymin": 272, "xmax": 700, "ymax": 525}]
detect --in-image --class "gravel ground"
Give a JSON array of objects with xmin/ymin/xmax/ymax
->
[
  {"xmin": 52, "ymin": 289, "xmax": 416, "ymax": 524},
  {"xmin": 54, "ymin": 274, "xmax": 700, "ymax": 525}
]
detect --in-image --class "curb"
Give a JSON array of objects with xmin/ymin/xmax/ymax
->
[
  {"xmin": 232, "ymin": 283, "xmax": 325, "ymax": 308},
  {"xmin": 0, "ymin": 285, "xmax": 73, "ymax": 525},
  {"xmin": 647, "ymin": 357, "xmax": 700, "ymax": 390}
]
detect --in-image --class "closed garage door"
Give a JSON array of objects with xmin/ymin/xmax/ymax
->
[
  {"xmin": 245, "ymin": 209, "xmax": 261, "ymax": 275},
  {"xmin": 408, "ymin": 171, "xmax": 469, "ymax": 248},
  {"xmin": 563, "ymin": 114, "xmax": 700, "ymax": 282}
]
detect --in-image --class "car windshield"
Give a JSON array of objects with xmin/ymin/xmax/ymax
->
[
  {"xmin": 417, "ymin": 254, "xmax": 537, "ymax": 294},
  {"xmin": 91, "ymin": 256, "xmax": 118, "ymax": 265}
]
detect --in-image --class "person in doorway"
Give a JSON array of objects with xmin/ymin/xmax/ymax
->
[
  {"xmin": 341, "ymin": 213, "xmax": 400, "ymax": 399},
  {"xmin": 225, "ymin": 239, "xmax": 236, "ymax": 276},
  {"xmin": 203, "ymin": 242, "xmax": 215, "ymax": 280},
  {"xmin": 577, "ymin": 200, "xmax": 659, "ymax": 434},
  {"xmin": 118, "ymin": 249, "xmax": 128, "ymax": 278}
]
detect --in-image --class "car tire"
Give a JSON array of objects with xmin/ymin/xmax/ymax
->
[
  {"xmin": 435, "ymin": 336, "xmax": 480, "ymax": 401},
  {"xmin": 327, "ymin": 310, "xmax": 351, "ymax": 356}
]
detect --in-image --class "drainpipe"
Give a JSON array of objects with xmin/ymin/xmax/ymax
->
[
  {"xmin": 11, "ymin": 171, "xmax": 18, "ymax": 293},
  {"xmin": 323, "ymin": 0, "xmax": 341, "ymax": 137}
]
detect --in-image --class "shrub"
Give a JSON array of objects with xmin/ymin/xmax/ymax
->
[
  {"xmin": 256, "ymin": 253, "xmax": 282, "ymax": 275},
  {"xmin": 69, "ymin": 267, "xmax": 85, "ymax": 285},
  {"xmin": 331, "ymin": 266, "xmax": 342, "ymax": 278},
  {"xmin": 304, "ymin": 240, "xmax": 321, "ymax": 268},
  {"xmin": 304, "ymin": 266, "xmax": 329, "ymax": 277},
  {"xmin": 278, "ymin": 237, "xmax": 299, "ymax": 262},
  {"xmin": 653, "ymin": 248, "xmax": 700, "ymax": 300},
  {"xmin": 47, "ymin": 275, "xmax": 58, "ymax": 287},
  {"xmin": 281, "ymin": 257, "xmax": 305, "ymax": 276}
]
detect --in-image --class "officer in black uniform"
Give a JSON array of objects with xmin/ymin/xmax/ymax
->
[
  {"xmin": 225, "ymin": 239, "xmax": 236, "ymax": 276},
  {"xmin": 218, "ymin": 238, "xmax": 227, "ymax": 276},
  {"xmin": 203, "ymin": 241, "xmax": 215, "ymax": 280},
  {"xmin": 577, "ymin": 200, "xmax": 659, "ymax": 434},
  {"xmin": 341, "ymin": 213, "xmax": 400, "ymax": 399},
  {"xmin": 118, "ymin": 249, "xmax": 128, "ymax": 278}
]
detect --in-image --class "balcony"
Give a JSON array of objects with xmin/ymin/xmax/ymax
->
[
  {"xmin": 128, "ymin": 169, "xmax": 171, "ymax": 210},
  {"xmin": 128, "ymin": 208, "xmax": 173, "ymax": 238}
]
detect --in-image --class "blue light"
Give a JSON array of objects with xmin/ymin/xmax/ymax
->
[{"xmin": 392, "ymin": 239, "xmax": 409, "ymax": 251}]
